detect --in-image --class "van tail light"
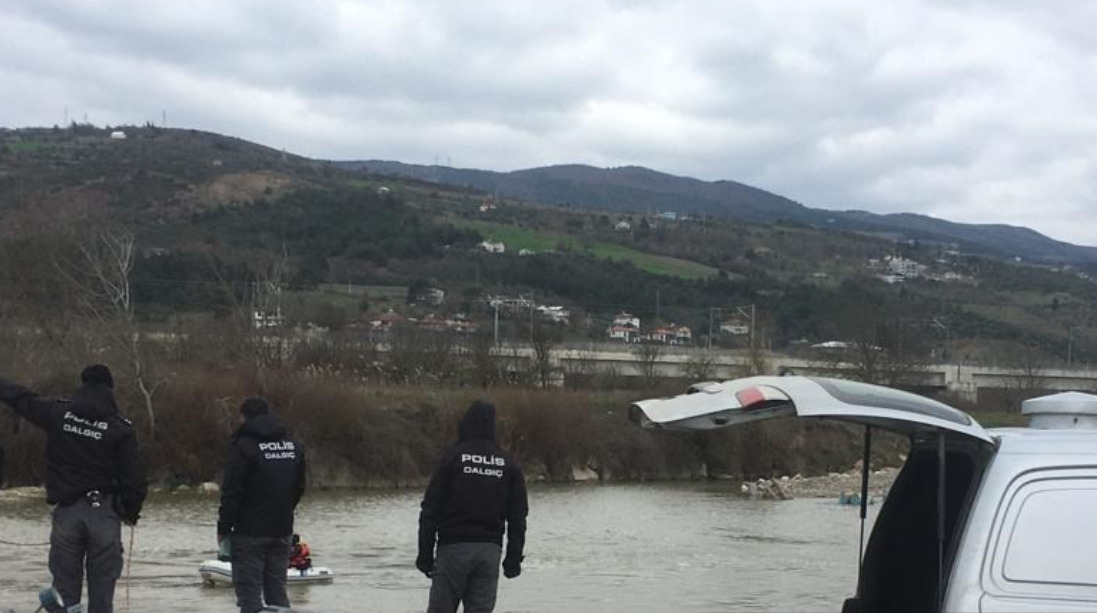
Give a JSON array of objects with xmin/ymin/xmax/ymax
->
[{"xmin": 735, "ymin": 386, "xmax": 789, "ymax": 410}]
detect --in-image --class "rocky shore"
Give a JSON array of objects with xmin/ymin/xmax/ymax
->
[{"xmin": 741, "ymin": 465, "xmax": 900, "ymax": 500}]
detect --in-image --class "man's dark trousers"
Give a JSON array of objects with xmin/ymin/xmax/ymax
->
[
  {"xmin": 427, "ymin": 543, "xmax": 503, "ymax": 613},
  {"xmin": 50, "ymin": 498, "xmax": 123, "ymax": 613},
  {"xmin": 231, "ymin": 535, "xmax": 292, "ymax": 613}
]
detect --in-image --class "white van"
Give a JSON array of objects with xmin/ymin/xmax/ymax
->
[{"xmin": 631, "ymin": 376, "xmax": 1097, "ymax": 613}]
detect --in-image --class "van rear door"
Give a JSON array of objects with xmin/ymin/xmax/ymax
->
[
  {"xmin": 633, "ymin": 376, "xmax": 996, "ymax": 613},
  {"xmin": 631, "ymin": 375, "xmax": 993, "ymax": 445}
]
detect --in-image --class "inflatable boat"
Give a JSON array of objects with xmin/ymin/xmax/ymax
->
[{"xmin": 199, "ymin": 560, "xmax": 335, "ymax": 586}]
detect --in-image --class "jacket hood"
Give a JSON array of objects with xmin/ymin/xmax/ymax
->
[
  {"xmin": 69, "ymin": 384, "xmax": 119, "ymax": 419},
  {"xmin": 458, "ymin": 400, "xmax": 496, "ymax": 443},
  {"xmin": 236, "ymin": 413, "xmax": 288, "ymax": 441}
]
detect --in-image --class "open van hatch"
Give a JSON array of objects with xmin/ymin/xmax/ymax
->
[
  {"xmin": 631, "ymin": 376, "xmax": 993, "ymax": 445},
  {"xmin": 631, "ymin": 376, "xmax": 997, "ymax": 613}
]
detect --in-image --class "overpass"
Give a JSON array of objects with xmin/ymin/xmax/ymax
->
[{"xmin": 501, "ymin": 343, "xmax": 1097, "ymax": 401}]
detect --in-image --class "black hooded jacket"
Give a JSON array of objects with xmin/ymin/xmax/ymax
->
[
  {"xmin": 0, "ymin": 377, "xmax": 147, "ymax": 519},
  {"xmin": 218, "ymin": 413, "xmax": 306, "ymax": 537},
  {"xmin": 419, "ymin": 402, "xmax": 529, "ymax": 560}
]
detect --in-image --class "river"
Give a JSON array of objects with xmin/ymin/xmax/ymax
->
[{"xmin": 0, "ymin": 484, "xmax": 877, "ymax": 612}]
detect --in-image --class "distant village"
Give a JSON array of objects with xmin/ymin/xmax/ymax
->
[
  {"xmin": 238, "ymin": 196, "xmax": 1097, "ymax": 348},
  {"xmin": 864, "ymin": 254, "xmax": 975, "ymax": 285}
]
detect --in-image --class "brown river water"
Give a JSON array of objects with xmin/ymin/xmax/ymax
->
[{"xmin": 0, "ymin": 484, "xmax": 878, "ymax": 612}]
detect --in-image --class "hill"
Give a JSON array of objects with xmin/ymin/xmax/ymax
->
[
  {"xmin": 5, "ymin": 124, "xmax": 1097, "ymax": 369},
  {"xmin": 347, "ymin": 160, "xmax": 1097, "ymax": 265}
]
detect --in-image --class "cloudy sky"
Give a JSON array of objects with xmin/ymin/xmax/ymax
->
[{"xmin": 3, "ymin": 1, "xmax": 1097, "ymax": 243}]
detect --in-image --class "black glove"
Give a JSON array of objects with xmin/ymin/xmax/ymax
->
[
  {"xmin": 416, "ymin": 554, "xmax": 434, "ymax": 578},
  {"xmin": 114, "ymin": 497, "xmax": 140, "ymax": 526},
  {"xmin": 502, "ymin": 554, "xmax": 522, "ymax": 579}
]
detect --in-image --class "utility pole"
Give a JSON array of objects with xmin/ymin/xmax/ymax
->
[
  {"xmin": 708, "ymin": 307, "xmax": 723, "ymax": 350},
  {"xmin": 493, "ymin": 303, "xmax": 500, "ymax": 347},
  {"xmin": 932, "ymin": 317, "xmax": 951, "ymax": 362},
  {"xmin": 655, "ymin": 289, "xmax": 661, "ymax": 322},
  {"xmin": 736, "ymin": 304, "xmax": 756, "ymax": 356},
  {"xmin": 751, "ymin": 304, "xmax": 756, "ymax": 356},
  {"xmin": 897, "ymin": 316, "xmax": 905, "ymax": 365},
  {"xmin": 708, "ymin": 308, "xmax": 715, "ymax": 350}
]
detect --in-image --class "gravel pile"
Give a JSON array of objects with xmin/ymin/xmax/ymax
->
[{"xmin": 743, "ymin": 466, "xmax": 900, "ymax": 500}]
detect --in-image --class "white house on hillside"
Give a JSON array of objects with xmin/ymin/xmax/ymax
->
[
  {"xmin": 647, "ymin": 324, "xmax": 692, "ymax": 345},
  {"xmin": 608, "ymin": 325, "xmax": 638, "ymax": 343},
  {"xmin": 253, "ymin": 309, "xmax": 284, "ymax": 329},
  {"xmin": 885, "ymin": 256, "xmax": 927, "ymax": 278},
  {"xmin": 612, "ymin": 312, "xmax": 641, "ymax": 329},
  {"xmin": 720, "ymin": 319, "xmax": 751, "ymax": 336},
  {"xmin": 608, "ymin": 312, "xmax": 641, "ymax": 342},
  {"xmin": 537, "ymin": 305, "xmax": 571, "ymax": 324},
  {"xmin": 478, "ymin": 240, "xmax": 505, "ymax": 254}
]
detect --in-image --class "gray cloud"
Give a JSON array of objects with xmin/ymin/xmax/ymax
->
[{"xmin": 3, "ymin": 0, "xmax": 1096, "ymax": 244}]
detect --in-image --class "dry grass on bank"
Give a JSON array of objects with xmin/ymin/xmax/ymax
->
[{"xmin": 0, "ymin": 365, "xmax": 906, "ymax": 489}]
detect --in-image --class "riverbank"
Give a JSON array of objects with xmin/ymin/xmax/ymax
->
[{"xmin": 0, "ymin": 368, "xmax": 907, "ymax": 490}]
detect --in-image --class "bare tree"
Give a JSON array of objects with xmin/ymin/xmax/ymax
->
[
  {"xmin": 421, "ymin": 331, "xmax": 460, "ymax": 383},
  {"xmin": 633, "ymin": 343, "xmax": 664, "ymax": 386},
  {"xmin": 561, "ymin": 348, "xmax": 596, "ymax": 390},
  {"xmin": 747, "ymin": 347, "xmax": 770, "ymax": 376},
  {"xmin": 383, "ymin": 325, "xmax": 423, "ymax": 384},
  {"xmin": 595, "ymin": 363, "xmax": 623, "ymax": 390},
  {"xmin": 58, "ymin": 228, "xmax": 165, "ymax": 439},
  {"xmin": 831, "ymin": 304, "xmax": 930, "ymax": 387},
  {"xmin": 465, "ymin": 332, "xmax": 504, "ymax": 389},
  {"xmin": 384, "ymin": 327, "xmax": 459, "ymax": 385},
  {"xmin": 248, "ymin": 245, "xmax": 291, "ymax": 372},
  {"xmin": 1003, "ymin": 344, "xmax": 1048, "ymax": 411},
  {"xmin": 683, "ymin": 354, "xmax": 718, "ymax": 381},
  {"xmin": 530, "ymin": 325, "xmax": 560, "ymax": 388}
]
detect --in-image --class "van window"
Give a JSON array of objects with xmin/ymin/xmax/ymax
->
[
  {"xmin": 1002, "ymin": 482, "xmax": 1097, "ymax": 587},
  {"xmin": 810, "ymin": 378, "xmax": 974, "ymax": 426}
]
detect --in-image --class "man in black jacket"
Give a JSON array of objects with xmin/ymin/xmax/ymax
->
[
  {"xmin": 0, "ymin": 365, "xmax": 147, "ymax": 613},
  {"xmin": 418, "ymin": 400, "xmax": 529, "ymax": 613},
  {"xmin": 218, "ymin": 397, "xmax": 306, "ymax": 613}
]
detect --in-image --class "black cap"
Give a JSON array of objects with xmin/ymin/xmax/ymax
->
[
  {"xmin": 80, "ymin": 364, "xmax": 114, "ymax": 389},
  {"xmin": 240, "ymin": 397, "xmax": 271, "ymax": 420}
]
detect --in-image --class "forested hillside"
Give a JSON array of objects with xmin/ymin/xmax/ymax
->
[
  {"xmin": 352, "ymin": 159, "xmax": 1097, "ymax": 264},
  {"xmin": 2, "ymin": 124, "xmax": 1095, "ymax": 369}
]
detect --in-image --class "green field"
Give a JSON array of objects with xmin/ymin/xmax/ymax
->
[
  {"xmin": 286, "ymin": 289, "xmax": 363, "ymax": 309},
  {"xmin": 6, "ymin": 140, "xmax": 48, "ymax": 155},
  {"xmin": 301, "ymin": 284, "xmax": 409, "ymax": 309},
  {"xmin": 455, "ymin": 220, "xmax": 718, "ymax": 280}
]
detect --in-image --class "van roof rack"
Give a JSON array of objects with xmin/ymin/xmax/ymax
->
[{"xmin": 1022, "ymin": 392, "xmax": 1097, "ymax": 429}]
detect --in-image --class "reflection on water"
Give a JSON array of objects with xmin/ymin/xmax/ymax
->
[{"xmin": 0, "ymin": 484, "xmax": 877, "ymax": 612}]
